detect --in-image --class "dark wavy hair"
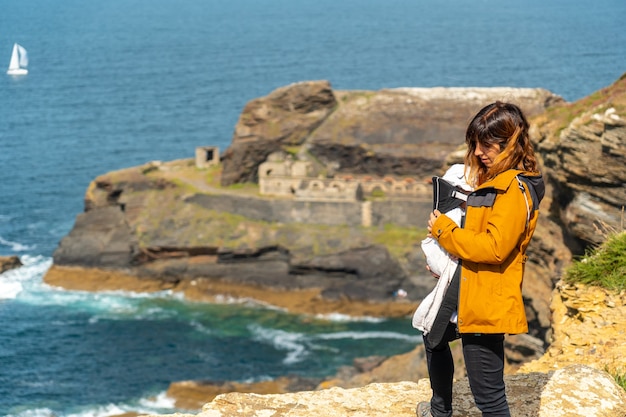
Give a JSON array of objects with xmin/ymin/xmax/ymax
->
[{"xmin": 464, "ymin": 101, "xmax": 539, "ymax": 186}]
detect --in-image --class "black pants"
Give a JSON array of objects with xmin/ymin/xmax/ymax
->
[{"xmin": 423, "ymin": 322, "xmax": 510, "ymax": 417}]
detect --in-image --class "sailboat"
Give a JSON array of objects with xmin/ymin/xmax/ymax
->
[{"xmin": 7, "ymin": 43, "xmax": 28, "ymax": 75}]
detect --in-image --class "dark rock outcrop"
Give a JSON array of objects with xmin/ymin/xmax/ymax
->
[
  {"xmin": 0, "ymin": 256, "xmax": 22, "ymax": 274},
  {"xmin": 53, "ymin": 206, "xmax": 139, "ymax": 268},
  {"xmin": 220, "ymin": 80, "xmax": 338, "ymax": 186}
]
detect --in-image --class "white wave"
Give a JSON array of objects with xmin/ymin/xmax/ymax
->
[
  {"xmin": 85, "ymin": 295, "xmax": 183, "ymax": 323},
  {"xmin": 316, "ymin": 330, "xmax": 422, "ymax": 343},
  {"xmin": 6, "ymin": 392, "xmax": 178, "ymax": 417},
  {"xmin": 189, "ymin": 319, "xmax": 217, "ymax": 336},
  {"xmin": 212, "ymin": 293, "xmax": 288, "ymax": 312},
  {"xmin": 0, "ymin": 235, "xmax": 34, "ymax": 251},
  {"xmin": 84, "ymin": 292, "xmax": 181, "ymax": 322},
  {"xmin": 0, "ymin": 255, "xmax": 51, "ymax": 300},
  {"xmin": 248, "ymin": 323, "xmax": 421, "ymax": 365},
  {"xmin": 0, "ymin": 279, "xmax": 23, "ymax": 299},
  {"xmin": 66, "ymin": 392, "xmax": 177, "ymax": 417},
  {"xmin": 21, "ymin": 273, "xmax": 186, "ymax": 321},
  {"xmin": 65, "ymin": 404, "xmax": 129, "ymax": 417},
  {"xmin": 138, "ymin": 391, "xmax": 177, "ymax": 410},
  {"xmin": 249, "ymin": 324, "xmax": 309, "ymax": 365},
  {"xmin": 313, "ymin": 312, "xmax": 385, "ymax": 323},
  {"xmin": 6, "ymin": 407, "xmax": 56, "ymax": 417},
  {"xmin": 239, "ymin": 375, "xmax": 274, "ymax": 384}
]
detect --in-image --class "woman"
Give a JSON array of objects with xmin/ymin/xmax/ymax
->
[{"xmin": 417, "ymin": 101, "xmax": 545, "ymax": 417}]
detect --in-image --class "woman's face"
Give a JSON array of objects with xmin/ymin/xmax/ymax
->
[{"xmin": 474, "ymin": 141, "xmax": 502, "ymax": 168}]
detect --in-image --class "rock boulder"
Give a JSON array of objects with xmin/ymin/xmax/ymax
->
[
  {"xmin": 221, "ymin": 80, "xmax": 337, "ymax": 186},
  {"xmin": 144, "ymin": 365, "xmax": 626, "ymax": 417},
  {"xmin": 0, "ymin": 256, "xmax": 22, "ymax": 274}
]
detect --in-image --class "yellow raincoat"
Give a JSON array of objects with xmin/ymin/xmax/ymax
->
[{"xmin": 431, "ymin": 169, "xmax": 544, "ymax": 335}]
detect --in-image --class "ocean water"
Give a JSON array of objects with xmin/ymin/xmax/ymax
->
[{"xmin": 1, "ymin": 0, "xmax": 624, "ymax": 415}]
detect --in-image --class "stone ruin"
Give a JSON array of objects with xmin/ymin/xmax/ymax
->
[
  {"xmin": 195, "ymin": 146, "xmax": 220, "ymax": 169},
  {"xmin": 258, "ymin": 151, "xmax": 429, "ymax": 202}
]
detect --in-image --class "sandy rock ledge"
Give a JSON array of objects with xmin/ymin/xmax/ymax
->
[{"xmin": 143, "ymin": 365, "xmax": 625, "ymax": 417}]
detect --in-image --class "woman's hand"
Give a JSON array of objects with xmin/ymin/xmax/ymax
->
[
  {"xmin": 425, "ymin": 265, "xmax": 440, "ymax": 279},
  {"xmin": 427, "ymin": 209, "xmax": 442, "ymax": 237}
]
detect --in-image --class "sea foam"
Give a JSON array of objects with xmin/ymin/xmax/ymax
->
[
  {"xmin": 0, "ymin": 235, "xmax": 34, "ymax": 252},
  {"xmin": 0, "ymin": 255, "xmax": 51, "ymax": 300},
  {"xmin": 249, "ymin": 324, "xmax": 310, "ymax": 364},
  {"xmin": 6, "ymin": 392, "xmax": 178, "ymax": 417},
  {"xmin": 317, "ymin": 330, "xmax": 422, "ymax": 343}
]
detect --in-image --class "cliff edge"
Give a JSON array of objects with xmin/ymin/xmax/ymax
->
[
  {"xmin": 43, "ymin": 75, "xmax": 626, "ymax": 415},
  {"xmin": 44, "ymin": 82, "xmax": 568, "ymax": 328}
]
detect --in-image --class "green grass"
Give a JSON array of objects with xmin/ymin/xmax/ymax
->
[
  {"xmin": 366, "ymin": 224, "xmax": 427, "ymax": 259},
  {"xmin": 283, "ymin": 145, "xmax": 302, "ymax": 156},
  {"xmin": 563, "ymin": 231, "xmax": 626, "ymax": 291},
  {"xmin": 369, "ymin": 189, "xmax": 386, "ymax": 199},
  {"xmin": 203, "ymin": 163, "xmax": 223, "ymax": 187},
  {"xmin": 614, "ymin": 370, "xmax": 626, "ymax": 391}
]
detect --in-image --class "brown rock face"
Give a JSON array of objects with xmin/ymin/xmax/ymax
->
[
  {"xmin": 308, "ymin": 87, "xmax": 562, "ymax": 179},
  {"xmin": 519, "ymin": 280, "xmax": 626, "ymax": 377},
  {"xmin": 220, "ymin": 80, "xmax": 337, "ymax": 185},
  {"xmin": 167, "ymin": 376, "xmax": 321, "ymax": 411},
  {"xmin": 220, "ymin": 82, "xmax": 562, "ymax": 185},
  {"xmin": 534, "ymin": 74, "xmax": 626, "ymax": 248}
]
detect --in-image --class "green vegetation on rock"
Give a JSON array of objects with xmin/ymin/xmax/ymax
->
[
  {"xmin": 613, "ymin": 369, "xmax": 626, "ymax": 391},
  {"xmin": 535, "ymin": 71, "xmax": 626, "ymax": 138},
  {"xmin": 366, "ymin": 224, "xmax": 427, "ymax": 259},
  {"xmin": 564, "ymin": 231, "xmax": 626, "ymax": 292}
]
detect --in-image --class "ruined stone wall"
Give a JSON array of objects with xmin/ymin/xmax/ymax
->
[
  {"xmin": 358, "ymin": 177, "xmax": 429, "ymax": 198},
  {"xmin": 260, "ymin": 173, "xmax": 429, "ymax": 201},
  {"xmin": 257, "ymin": 155, "xmax": 431, "ymax": 201},
  {"xmin": 186, "ymin": 193, "xmax": 431, "ymax": 228},
  {"xmin": 259, "ymin": 177, "xmax": 302, "ymax": 196},
  {"xmin": 295, "ymin": 179, "xmax": 363, "ymax": 201}
]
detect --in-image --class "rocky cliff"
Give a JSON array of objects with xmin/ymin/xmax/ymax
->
[
  {"xmin": 220, "ymin": 81, "xmax": 562, "ymax": 185},
  {"xmin": 532, "ymin": 73, "xmax": 626, "ymax": 248},
  {"xmin": 45, "ymin": 81, "xmax": 565, "ymax": 325},
  {"xmin": 148, "ymin": 273, "xmax": 626, "ymax": 416},
  {"xmin": 43, "ymin": 75, "xmax": 626, "ymax": 414}
]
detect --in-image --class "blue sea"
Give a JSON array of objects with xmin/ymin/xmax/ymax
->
[{"xmin": 1, "ymin": 0, "xmax": 624, "ymax": 415}]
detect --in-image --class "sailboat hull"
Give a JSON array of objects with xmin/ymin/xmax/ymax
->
[{"xmin": 7, "ymin": 68, "xmax": 28, "ymax": 75}]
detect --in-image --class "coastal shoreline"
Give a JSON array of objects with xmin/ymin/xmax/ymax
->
[{"xmin": 44, "ymin": 265, "xmax": 418, "ymax": 319}]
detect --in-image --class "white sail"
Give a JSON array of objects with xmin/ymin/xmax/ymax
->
[
  {"xmin": 17, "ymin": 45, "xmax": 28, "ymax": 68},
  {"xmin": 8, "ymin": 44, "xmax": 19, "ymax": 70},
  {"xmin": 7, "ymin": 43, "xmax": 28, "ymax": 75}
]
